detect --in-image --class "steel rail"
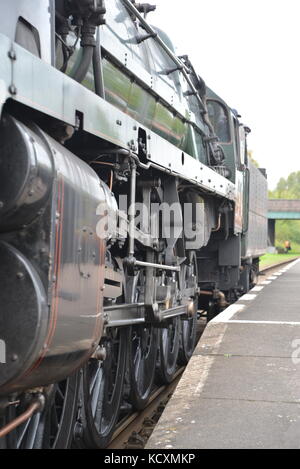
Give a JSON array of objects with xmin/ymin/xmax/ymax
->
[
  {"xmin": 259, "ymin": 256, "xmax": 300, "ymax": 274},
  {"xmin": 107, "ymin": 367, "xmax": 185, "ymax": 449},
  {"xmin": 106, "ymin": 317, "xmax": 207, "ymax": 449}
]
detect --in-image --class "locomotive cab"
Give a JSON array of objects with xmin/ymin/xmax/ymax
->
[{"xmin": 206, "ymin": 87, "xmax": 246, "ymax": 183}]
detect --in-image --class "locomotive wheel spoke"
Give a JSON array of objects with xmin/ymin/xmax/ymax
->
[
  {"xmin": 156, "ymin": 317, "xmax": 180, "ymax": 384},
  {"xmin": 178, "ymin": 312, "xmax": 197, "ymax": 365},
  {"xmin": 178, "ymin": 252, "xmax": 198, "ymax": 365},
  {"xmin": 16, "ymin": 419, "xmax": 32, "ymax": 448},
  {"xmin": 81, "ymin": 328, "xmax": 127, "ymax": 449},
  {"xmin": 51, "ymin": 408, "xmax": 59, "ymax": 435},
  {"xmin": 4, "ymin": 373, "xmax": 80, "ymax": 449},
  {"xmin": 25, "ymin": 414, "xmax": 41, "ymax": 449},
  {"xmin": 125, "ymin": 268, "xmax": 158, "ymax": 410},
  {"xmin": 128, "ymin": 325, "xmax": 158, "ymax": 410}
]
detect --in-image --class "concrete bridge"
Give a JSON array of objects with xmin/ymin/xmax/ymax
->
[{"xmin": 268, "ymin": 199, "xmax": 300, "ymax": 246}]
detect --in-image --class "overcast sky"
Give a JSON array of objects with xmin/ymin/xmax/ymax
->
[{"xmin": 151, "ymin": 0, "xmax": 300, "ymax": 189}]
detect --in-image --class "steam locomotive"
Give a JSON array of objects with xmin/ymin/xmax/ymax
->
[{"xmin": 0, "ymin": 0, "xmax": 267, "ymax": 448}]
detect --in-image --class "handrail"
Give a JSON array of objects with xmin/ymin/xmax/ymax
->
[{"xmin": 121, "ymin": 0, "xmax": 206, "ymax": 112}]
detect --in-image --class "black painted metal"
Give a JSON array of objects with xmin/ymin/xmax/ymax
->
[
  {"xmin": 128, "ymin": 324, "xmax": 158, "ymax": 410},
  {"xmin": 0, "ymin": 116, "xmax": 54, "ymax": 232},
  {"xmin": 178, "ymin": 253, "xmax": 198, "ymax": 365},
  {"xmin": 0, "ymin": 117, "xmax": 110, "ymax": 396},
  {"xmin": 156, "ymin": 317, "xmax": 180, "ymax": 385},
  {"xmin": 78, "ymin": 328, "xmax": 127, "ymax": 449},
  {"xmin": 4, "ymin": 372, "xmax": 80, "ymax": 448}
]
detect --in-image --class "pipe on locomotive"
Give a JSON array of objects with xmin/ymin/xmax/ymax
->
[
  {"xmin": 56, "ymin": 0, "xmax": 106, "ymax": 84},
  {"xmin": 93, "ymin": 28, "xmax": 105, "ymax": 98},
  {"xmin": 0, "ymin": 397, "xmax": 45, "ymax": 439}
]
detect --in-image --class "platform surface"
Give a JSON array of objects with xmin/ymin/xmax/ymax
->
[{"xmin": 147, "ymin": 259, "xmax": 300, "ymax": 449}]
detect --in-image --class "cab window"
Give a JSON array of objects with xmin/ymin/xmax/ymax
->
[{"xmin": 207, "ymin": 100, "xmax": 230, "ymax": 143}]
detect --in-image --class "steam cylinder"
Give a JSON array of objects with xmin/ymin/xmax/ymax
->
[{"xmin": 0, "ymin": 116, "xmax": 113, "ymax": 396}]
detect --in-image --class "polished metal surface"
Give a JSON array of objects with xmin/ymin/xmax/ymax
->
[
  {"xmin": 0, "ymin": 118, "xmax": 110, "ymax": 395},
  {"xmin": 105, "ymin": 302, "xmax": 189, "ymax": 328}
]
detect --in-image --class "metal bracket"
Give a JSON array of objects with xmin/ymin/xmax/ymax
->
[
  {"xmin": 136, "ymin": 32, "xmax": 157, "ymax": 44},
  {"xmin": 184, "ymin": 90, "xmax": 197, "ymax": 97},
  {"xmin": 164, "ymin": 65, "xmax": 183, "ymax": 76}
]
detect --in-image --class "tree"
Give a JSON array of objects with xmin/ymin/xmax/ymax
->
[
  {"xmin": 269, "ymin": 171, "xmax": 300, "ymax": 199},
  {"xmin": 247, "ymin": 150, "xmax": 259, "ymax": 168},
  {"xmin": 270, "ymin": 171, "xmax": 300, "ymax": 251}
]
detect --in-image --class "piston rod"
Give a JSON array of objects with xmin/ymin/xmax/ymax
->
[{"xmin": 134, "ymin": 259, "xmax": 180, "ymax": 272}]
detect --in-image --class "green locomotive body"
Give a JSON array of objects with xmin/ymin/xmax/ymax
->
[{"xmin": 0, "ymin": 0, "xmax": 267, "ymax": 449}]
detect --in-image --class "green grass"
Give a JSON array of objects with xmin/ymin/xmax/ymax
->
[{"xmin": 259, "ymin": 251, "xmax": 300, "ymax": 270}]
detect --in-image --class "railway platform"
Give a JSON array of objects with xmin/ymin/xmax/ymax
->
[{"xmin": 147, "ymin": 259, "xmax": 300, "ymax": 449}]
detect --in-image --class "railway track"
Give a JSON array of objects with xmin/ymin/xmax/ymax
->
[
  {"xmin": 107, "ymin": 316, "xmax": 207, "ymax": 450},
  {"xmin": 259, "ymin": 257, "xmax": 299, "ymax": 275},
  {"xmin": 106, "ymin": 257, "xmax": 298, "ymax": 450},
  {"xmin": 107, "ymin": 368, "xmax": 185, "ymax": 449}
]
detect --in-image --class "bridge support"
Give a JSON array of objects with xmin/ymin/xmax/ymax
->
[{"xmin": 268, "ymin": 219, "xmax": 275, "ymax": 247}]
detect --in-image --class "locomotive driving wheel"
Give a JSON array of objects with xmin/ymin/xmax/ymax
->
[
  {"xmin": 156, "ymin": 316, "xmax": 180, "ymax": 384},
  {"xmin": 178, "ymin": 251, "xmax": 198, "ymax": 365},
  {"xmin": 127, "ymin": 271, "xmax": 158, "ymax": 410},
  {"xmin": 128, "ymin": 324, "xmax": 158, "ymax": 409},
  {"xmin": 3, "ymin": 372, "xmax": 80, "ymax": 449},
  {"xmin": 79, "ymin": 327, "xmax": 127, "ymax": 449},
  {"xmin": 156, "ymin": 270, "xmax": 180, "ymax": 384}
]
